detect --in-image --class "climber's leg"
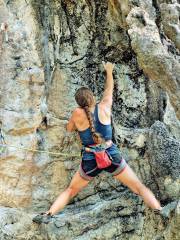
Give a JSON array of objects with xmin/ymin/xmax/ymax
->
[
  {"xmin": 114, "ymin": 165, "xmax": 162, "ymax": 210},
  {"xmin": 47, "ymin": 171, "xmax": 90, "ymax": 215}
]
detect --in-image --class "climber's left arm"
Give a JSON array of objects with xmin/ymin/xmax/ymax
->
[{"xmin": 66, "ymin": 112, "xmax": 76, "ymax": 132}]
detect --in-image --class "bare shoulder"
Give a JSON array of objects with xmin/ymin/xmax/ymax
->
[
  {"xmin": 98, "ymin": 102, "xmax": 111, "ymax": 116},
  {"xmin": 72, "ymin": 107, "xmax": 85, "ymax": 118},
  {"xmin": 98, "ymin": 102, "xmax": 111, "ymax": 111},
  {"xmin": 73, "ymin": 107, "xmax": 84, "ymax": 114},
  {"xmin": 72, "ymin": 107, "xmax": 87, "ymax": 129},
  {"xmin": 98, "ymin": 102, "xmax": 106, "ymax": 110}
]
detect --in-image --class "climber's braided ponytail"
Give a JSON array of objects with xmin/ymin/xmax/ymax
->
[
  {"xmin": 83, "ymin": 106, "xmax": 103, "ymax": 144},
  {"xmin": 75, "ymin": 87, "xmax": 103, "ymax": 144}
]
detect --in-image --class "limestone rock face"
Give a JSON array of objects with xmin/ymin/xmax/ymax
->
[
  {"xmin": 147, "ymin": 121, "xmax": 180, "ymax": 200},
  {"xmin": 160, "ymin": 2, "xmax": 180, "ymax": 50},
  {"xmin": 0, "ymin": 0, "xmax": 179, "ymax": 239}
]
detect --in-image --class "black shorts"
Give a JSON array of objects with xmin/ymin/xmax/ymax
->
[{"xmin": 79, "ymin": 152, "xmax": 127, "ymax": 181}]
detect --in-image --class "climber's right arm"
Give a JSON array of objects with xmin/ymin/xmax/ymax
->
[{"xmin": 100, "ymin": 62, "xmax": 115, "ymax": 109}]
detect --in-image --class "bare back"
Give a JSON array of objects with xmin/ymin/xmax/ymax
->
[{"xmin": 72, "ymin": 104, "xmax": 111, "ymax": 132}]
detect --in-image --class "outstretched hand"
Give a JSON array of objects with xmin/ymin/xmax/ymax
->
[{"xmin": 102, "ymin": 61, "xmax": 115, "ymax": 72}]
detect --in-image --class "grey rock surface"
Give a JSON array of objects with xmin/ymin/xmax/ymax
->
[
  {"xmin": 0, "ymin": 0, "xmax": 179, "ymax": 239},
  {"xmin": 147, "ymin": 121, "xmax": 180, "ymax": 200}
]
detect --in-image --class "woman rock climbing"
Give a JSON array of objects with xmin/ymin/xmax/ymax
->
[{"xmin": 33, "ymin": 62, "xmax": 162, "ymax": 224}]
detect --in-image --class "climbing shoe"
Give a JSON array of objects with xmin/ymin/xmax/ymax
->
[
  {"xmin": 160, "ymin": 201, "xmax": 178, "ymax": 218},
  {"xmin": 153, "ymin": 201, "xmax": 178, "ymax": 219},
  {"xmin": 32, "ymin": 212, "xmax": 53, "ymax": 224}
]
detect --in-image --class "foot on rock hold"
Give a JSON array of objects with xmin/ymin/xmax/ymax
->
[
  {"xmin": 32, "ymin": 212, "xmax": 53, "ymax": 224},
  {"xmin": 160, "ymin": 201, "xmax": 178, "ymax": 219}
]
